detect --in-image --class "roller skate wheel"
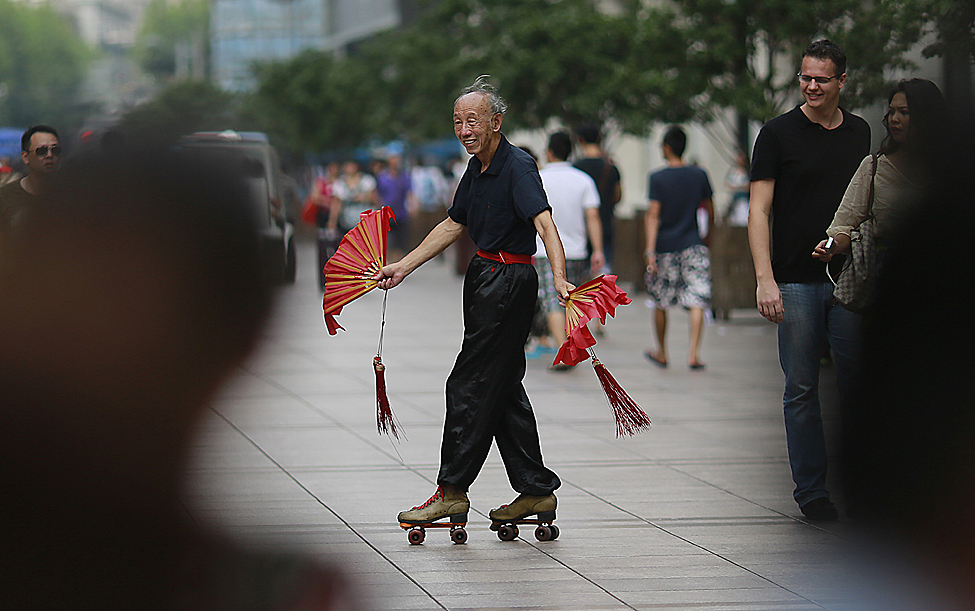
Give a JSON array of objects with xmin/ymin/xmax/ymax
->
[
  {"xmin": 450, "ymin": 527, "xmax": 468, "ymax": 544},
  {"xmin": 549, "ymin": 524, "xmax": 560, "ymax": 540},
  {"xmin": 497, "ymin": 524, "xmax": 518, "ymax": 541},
  {"xmin": 534, "ymin": 525, "xmax": 554, "ymax": 541},
  {"xmin": 407, "ymin": 527, "xmax": 425, "ymax": 545}
]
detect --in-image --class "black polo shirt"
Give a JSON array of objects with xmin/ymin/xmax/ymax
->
[
  {"xmin": 448, "ymin": 134, "xmax": 550, "ymax": 255},
  {"xmin": 751, "ymin": 105, "xmax": 871, "ymax": 283}
]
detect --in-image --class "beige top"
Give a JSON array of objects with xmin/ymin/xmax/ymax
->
[{"xmin": 826, "ymin": 154, "xmax": 924, "ymax": 240}]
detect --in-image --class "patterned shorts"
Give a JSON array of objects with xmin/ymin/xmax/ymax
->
[
  {"xmin": 535, "ymin": 258, "xmax": 591, "ymax": 314},
  {"xmin": 646, "ymin": 244, "xmax": 711, "ymax": 309}
]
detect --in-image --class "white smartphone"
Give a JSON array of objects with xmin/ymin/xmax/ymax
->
[{"xmin": 824, "ymin": 237, "xmax": 834, "ymax": 252}]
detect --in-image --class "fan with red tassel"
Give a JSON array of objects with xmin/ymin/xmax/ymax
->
[
  {"xmin": 553, "ymin": 275, "xmax": 651, "ymax": 437},
  {"xmin": 322, "ymin": 206, "xmax": 402, "ymax": 439}
]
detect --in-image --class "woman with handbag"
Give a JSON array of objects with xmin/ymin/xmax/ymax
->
[
  {"xmin": 812, "ymin": 78, "xmax": 947, "ymax": 518},
  {"xmin": 812, "ymin": 78, "xmax": 948, "ymax": 311}
]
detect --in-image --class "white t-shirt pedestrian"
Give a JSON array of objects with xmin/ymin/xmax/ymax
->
[{"xmin": 536, "ymin": 161, "xmax": 600, "ymax": 260}]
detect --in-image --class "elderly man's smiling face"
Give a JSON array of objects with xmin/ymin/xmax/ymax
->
[{"xmin": 453, "ymin": 93, "xmax": 501, "ymax": 161}]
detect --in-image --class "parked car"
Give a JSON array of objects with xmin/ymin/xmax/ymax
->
[{"xmin": 179, "ymin": 131, "xmax": 296, "ymax": 284}]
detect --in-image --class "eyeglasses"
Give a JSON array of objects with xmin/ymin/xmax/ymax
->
[
  {"xmin": 797, "ymin": 73, "xmax": 840, "ymax": 85},
  {"xmin": 30, "ymin": 145, "xmax": 62, "ymax": 157}
]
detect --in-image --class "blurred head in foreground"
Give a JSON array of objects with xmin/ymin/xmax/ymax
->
[
  {"xmin": 1, "ymin": 144, "xmax": 271, "ymax": 491},
  {"xmin": 0, "ymin": 146, "xmax": 352, "ymax": 609}
]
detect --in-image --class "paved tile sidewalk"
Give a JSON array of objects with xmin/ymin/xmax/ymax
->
[{"xmin": 184, "ymin": 239, "xmax": 867, "ymax": 611}]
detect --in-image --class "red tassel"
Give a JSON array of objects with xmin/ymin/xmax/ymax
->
[
  {"xmin": 374, "ymin": 356, "xmax": 401, "ymax": 439},
  {"xmin": 591, "ymin": 356, "xmax": 651, "ymax": 437}
]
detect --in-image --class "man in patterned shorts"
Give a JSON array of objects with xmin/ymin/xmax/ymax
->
[{"xmin": 643, "ymin": 126, "xmax": 713, "ymax": 370}]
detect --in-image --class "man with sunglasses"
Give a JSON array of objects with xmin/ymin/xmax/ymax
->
[
  {"xmin": 748, "ymin": 40, "xmax": 870, "ymax": 521},
  {"xmin": 1, "ymin": 125, "xmax": 62, "ymax": 242}
]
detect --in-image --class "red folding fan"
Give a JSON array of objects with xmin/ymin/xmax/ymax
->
[
  {"xmin": 322, "ymin": 206, "xmax": 401, "ymax": 438},
  {"xmin": 553, "ymin": 275, "xmax": 651, "ymax": 437}
]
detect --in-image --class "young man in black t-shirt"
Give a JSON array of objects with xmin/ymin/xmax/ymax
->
[
  {"xmin": 573, "ymin": 123, "xmax": 621, "ymax": 271},
  {"xmin": 748, "ymin": 40, "xmax": 870, "ymax": 522}
]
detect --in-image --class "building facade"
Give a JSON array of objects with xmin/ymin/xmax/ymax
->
[{"xmin": 210, "ymin": 0, "xmax": 405, "ymax": 92}]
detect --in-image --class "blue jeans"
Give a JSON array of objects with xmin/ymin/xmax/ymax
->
[{"xmin": 777, "ymin": 283, "xmax": 862, "ymax": 506}]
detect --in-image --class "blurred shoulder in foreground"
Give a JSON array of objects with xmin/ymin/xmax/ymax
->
[
  {"xmin": 0, "ymin": 144, "xmax": 360, "ymax": 610},
  {"xmin": 843, "ymin": 101, "xmax": 975, "ymax": 611}
]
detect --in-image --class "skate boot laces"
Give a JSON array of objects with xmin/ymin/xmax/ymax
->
[{"xmin": 411, "ymin": 486, "xmax": 444, "ymax": 510}]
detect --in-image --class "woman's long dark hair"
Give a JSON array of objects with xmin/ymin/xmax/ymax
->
[{"xmin": 878, "ymin": 78, "xmax": 948, "ymax": 181}]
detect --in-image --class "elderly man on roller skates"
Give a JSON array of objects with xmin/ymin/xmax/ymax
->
[{"xmin": 377, "ymin": 77, "xmax": 568, "ymax": 543}]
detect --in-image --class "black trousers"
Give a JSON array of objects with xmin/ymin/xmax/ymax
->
[{"xmin": 437, "ymin": 255, "xmax": 561, "ymax": 496}]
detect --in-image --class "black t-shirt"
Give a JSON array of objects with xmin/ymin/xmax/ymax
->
[
  {"xmin": 0, "ymin": 179, "xmax": 38, "ymax": 241},
  {"xmin": 751, "ymin": 105, "xmax": 871, "ymax": 283},
  {"xmin": 648, "ymin": 165, "xmax": 713, "ymax": 253},
  {"xmin": 448, "ymin": 134, "xmax": 550, "ymax": 255},
  {"xmin": 573, "ymin": 157, "xmax": 620, "ymax": 240}
]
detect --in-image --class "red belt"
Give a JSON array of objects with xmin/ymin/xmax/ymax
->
[{"xmin": 477, "ymin": 249, "xmax": 532, "ymax": 265}]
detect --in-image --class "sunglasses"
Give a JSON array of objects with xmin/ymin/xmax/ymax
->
[{"xmin": 30, "ymin": 145, "xmax": 62, "ymax": 157}]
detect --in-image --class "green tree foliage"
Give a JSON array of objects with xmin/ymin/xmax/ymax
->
[
  {"xmin": 244, "ymin": 0, "xmax": 949, "ymax": 155},
  {"xmin": 358, "ymin": 0, "xmax": 652, "ymax": 138},
  {"xmin": 623, "ymin": 0, "xmax": 932, "ymax": 155},
  {"xmin": 242, "ymin": 0, "xmax": 664, "ymax": 148},
  {"xmin": 0, "ymin": 0, "xmax": 89, "ymax": 127},
  {"xmin": 135, "ymin": 0, "xmax": 209, "ymax": 81},
  {"xmin": 919, "ymin": 0, "xmax": 975, "ymax": 60},
  {"xmin": 239, "ymin": 50, "xmax": 380, "ymax": 152}
]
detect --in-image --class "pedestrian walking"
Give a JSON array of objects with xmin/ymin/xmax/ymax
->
[
  {"xmin": 375, "ymin": 153, "xmax": 416, "ymax": 258},
  {"xmin": 330, "ymin": 160, "xmax": 378, "ymax": 234},
  {"xmin": 376, "ymin": 76, "xmax": 569, "ymax": 532},
  {"xmin": 573, "ymin": 123, "xmax": 621, "ymax": 273},
  {"xmin": 748, "ymin": 39, "xmax": 871, "ymax": 521},
  {"xmin": 533, "ymin": 131, "xmax": 604, "ymax": 370},
  {"xmin": 643, "ymin": 126, "xmax": 714, "ymax": 370},
  {"xmin": 310, "ymin": 162, "xmax": 342, "ymax": 289}
]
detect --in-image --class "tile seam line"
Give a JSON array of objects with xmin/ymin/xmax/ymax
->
[
  {"xmin": 233, "ymin": 366, "xmax": 488, "ymax": 521},
  {"xmin": 242, "ymin": 365, "xmax": 831, "ymax": 540},
  {"xmin": 238, "ymin": 364, "xmax": 422, "ymax": 469},
  {"xmin": 236, "ymin": 360, "xmax": 833, "ymax": 608},
  {"xmin": 234, "ymin": 367, "xmax": 642, "ymax": 609},
  {"xmin": 499, "ymin": 536, "xmax": 641, "ymax": 611},
  {"xmin": 206, "ymin": 405, "xmax": 450, "ymax": 611},
  {"xmin": 279, "ymin": 344, "xmax": 451, "ymax": 419},
  {"xmin": 561, "ymin": 477, "xmax": 834, "ymax": 610},
  {"xmin": 552, "ymin": 420, "xmax": 839, "ymax": 536}
]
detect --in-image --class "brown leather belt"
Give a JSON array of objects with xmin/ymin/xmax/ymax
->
[{"xmin": 477, "ymin": 249, "xmax": 532, "ymax": 265}]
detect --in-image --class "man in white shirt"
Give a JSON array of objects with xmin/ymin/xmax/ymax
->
[{"xmin": 534, "ymin": 131, "xmax": 604, "ymax": 369}]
